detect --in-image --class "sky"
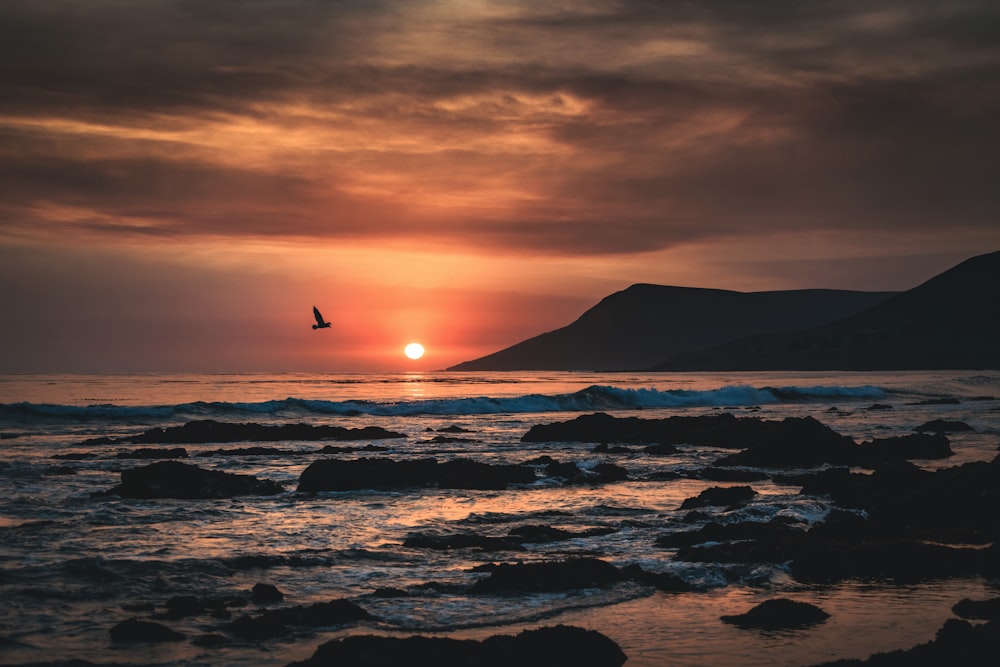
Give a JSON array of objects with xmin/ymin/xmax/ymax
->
[{"xmin": 1, "ymin": 0, "xmax": 998, "ymax": 373}]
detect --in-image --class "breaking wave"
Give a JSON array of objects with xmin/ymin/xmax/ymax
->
[{"xmin": 0, "ymin": 383, "xmax": 886, "ymax": 422}]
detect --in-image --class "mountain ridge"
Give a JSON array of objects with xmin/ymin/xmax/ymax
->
[
  {"xmin": 448, "ymin": 250, "xmax": 1000, "ymax": 372},
  {"xmin": 447, "ymin": 284, "xmax": 897, "ymax": 372}
]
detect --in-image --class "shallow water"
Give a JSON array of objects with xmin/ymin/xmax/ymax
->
[{"xmin": 1, "ymin": 370, "xmax": 999, "ymax": 665}]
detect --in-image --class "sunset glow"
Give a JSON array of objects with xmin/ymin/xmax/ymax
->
[{"xmin": 0, "ymin": 1, "xmax": 997, "ymax": 373}]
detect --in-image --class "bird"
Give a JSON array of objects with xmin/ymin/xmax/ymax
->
[{"xmin": 312, "ymin": 306, "xmax": 332, "ymax": 330}]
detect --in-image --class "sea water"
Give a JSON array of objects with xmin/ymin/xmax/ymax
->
[{"xmin": 1, "ymin": 371, "xmax": 998, "ymax": 666}]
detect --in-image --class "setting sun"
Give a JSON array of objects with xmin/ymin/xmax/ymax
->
[{"xmin": 404, "ymin": 342, "xmax": 425, "ymax": 360}]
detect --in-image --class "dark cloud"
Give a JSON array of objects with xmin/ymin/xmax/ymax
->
[{"xmin": 0, "ymin": 0, "xmax": 998, "ymax": 256}]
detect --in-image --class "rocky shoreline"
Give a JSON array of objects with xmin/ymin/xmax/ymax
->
[{"xmin": 25, "ymin": 411, "xmax": 1000, "ymax": 665}]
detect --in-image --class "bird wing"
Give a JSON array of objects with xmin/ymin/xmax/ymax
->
[{"xmin": 313, "ymin": 306, "xmax": 325, "ymax": 325}]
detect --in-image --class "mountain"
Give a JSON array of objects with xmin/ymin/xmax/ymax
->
[
  {"xmin": 650, "ymin": 250, "xmax": 1000, "ymax": 371},
  {"xmin": 447, "ymin": 285, "xmax": 896, "ymax": 371}
]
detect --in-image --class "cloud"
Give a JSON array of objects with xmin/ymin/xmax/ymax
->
[{"xmin": 0, "ymin": 0, "xmax": 998, "ymax": 258}]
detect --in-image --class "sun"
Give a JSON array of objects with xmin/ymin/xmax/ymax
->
[{"xmin": 404, "ymin": 342, "xmax": 425, "ymax": 360}]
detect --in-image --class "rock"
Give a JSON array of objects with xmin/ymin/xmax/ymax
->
[
  {"xmin": 470, "ymin": 557, "xmax": 623, "ymax": 593},
  {"xmin": 90, "ymin": 419, "xmax": 407, "ymax": 445},
  {"xmin": 679, "ymin": 485, "xmax": 756, "ymax": 509},
  {"xmin": 228, "ymin": 599, "xmax": 374, "ymax": 640},
  {"xmin": 103, "ymin": 460, "xmax": 284, "ymax": 499},
  {"xmin": 109, "ymin": 619, "xmax": 184, "ymax": 642},
  {"xmin": 252, "ymin": 583, "xmax": 284, "ymax": 603},
  {"xmin": 721, "ymin": 598, "xmax": 829, "ymax": 629},
  {"xmin": 522, "ymin": 413, "xmax": 850, "ymax": 454},
  {"xmin": 807, "ymin": 618, "xmax": 1000, "ymax": 666},
  {"xmin": 116, "ymin": 447, "xmax": 188, "ymax": 459},
  {"xmin": 297, "ymin": 457, "xmax": 537, "ymax": 492},
  {"xmin": 855, "ymin": 433, "xmax": 954, "ymax": 465},
  {"xmin": 915, "ymin": 419, "xmax": 974, "ymax": 433},
  {"xmin": 656, "ymin": 520, "xmax": 805, "ymax": 549},
  {"xmin": 953, "ymin": 597, "xmax": 1000, "ymax": 620},
  {"xmin": 507, "ymin": 524, "xmax": 616, "ymax": 543},
  {"xmin": 287, "ymin": 624, "xmax": 628, "ymax": 667}
]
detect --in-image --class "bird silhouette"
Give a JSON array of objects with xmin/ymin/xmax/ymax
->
[{"xmin": 312, "ymin": 306, "xmax": 332, "ymax": 330}]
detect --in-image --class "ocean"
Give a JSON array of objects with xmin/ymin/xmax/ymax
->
[{"xmin": 1, "ymin": 370, "xmax": 998, "ymax": 666}]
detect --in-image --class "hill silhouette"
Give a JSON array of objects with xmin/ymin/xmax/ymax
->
[
  {"xmin": 650, "ymin": 250, "xmax": 1000, "ymax": 371},
  {"xmin": 447, "ymin": 285, "xmax": 895, "ymax": 371}
]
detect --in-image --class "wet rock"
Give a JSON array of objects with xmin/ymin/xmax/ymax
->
[
  {"xmin": 297, "ymin": 457, "xmax": 537, "ymax": 492},
  {"xmin": 807, "ymin": 618, "xmax": 1000, "ymax": 666},
  {"xmin": 679, "ymin": 485, "xmax": 756, "ymax": 510},
  {"xmin": 51, "ymin": 452, "xmax": 97, "ymax": 460},
  {"xmin": 109, "ymin": 619, "xmax": 184, "ymax": 642},
  {"xmin": 252, "ymin": 583, "xmax": 284, "ymax": 603},
  {"xmin": 103, "ymin": 460, "xmax": 284, "ymax": 499},
  {"xmin": 116, "ymin": 447, "xmax": 188, "ymax": 459},
  {"xmin": 915, "ymin": 419, "xmax": 973, "ymax": 433},
  {"xmin": 507, "ymin": 524, "xmax": 616, "ymax": 543},
  {"xmin": 619, "ymin": 564, "xmax": 694, "ymax": 592},
  {"xmin": 286, "ymin": 624, "xmax": 628, "ymax": 667},
  {"xmin": 855, "ymin": 432, "xmax": 954, "ymax": 465},
  {"xmin": 642, "ymin": 443, "xmax": 678, "ymax": 455},
  {"xmin": 318, "ymin": 443, "xmax": 389, "ymax": 454},
  {"xmin": 88, "ymin": 419, "xmax": 407, "ymax": 445},
  {"xmin": 593, "ymin": 443, "xmax": 634, "ymax": 454},
  {"xmin": 470, "ymin": 557, "xmax": 623, "ymax": 593},
  {"xmin": 721, "ymin": 598, "xmax": 829, "ymax": 629},
  {"xmin": 228, "ymin": 599, "xmax": 374, "ymax": 640},
  {"xmin": 655, "ymin": 520, "xmax": 805, "ymax": 549},
  {"xmin": 522, "ymin": 412, "xmax": 850, "ymax": 453},
  {"xmin": 953, "ymin": 597, "xmax": 1000, "ymax": 620}
]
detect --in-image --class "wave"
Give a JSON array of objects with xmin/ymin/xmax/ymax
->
[{"xmin": 0, "ymin": 383, "xmax": 887, "ymax": 422}]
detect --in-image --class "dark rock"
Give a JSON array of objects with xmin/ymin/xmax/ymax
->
[
  {"xmin": 297, "ymin": 457, "xmax": 536, "ymax": 492},
  {"xmin": 866, "ymin": 403, "xmax": 893, "ymax": 411},
  {"xmin": 319, "ymin": 443, "xmax": 389, "ymax": 454},
  {"xmin": 104, "ymin": 460, "xmax": 284, "ymax": 499},
  {"xmin": 507, "ymin": 524, "xmax": 616, "ymax": 543},
  {"xmin": 286, "ymin": 624, "xmax": 627, "ymax": 667},
  {"xmin": 915, "ymin": 419, "xmax": 973, "ymax": 433},
  {"xmin": 721, "ymin": 598, "xmax": 829, "ymax": 629},
  {"xmin": 252, "ymin": 583, "xmax": 284, "ymax": 603},
  {"xmin": 619, "ymin": 564, "xmax": 694, "ymax": 592},
  {"xmin": 116, "ymin": 447, "xmax": 188, "ymax": 459},
  {"xmin": 642, "ymin": 443, "xmax": 678, "ymax": 455},
  {"xmin": 93, "ymin": 420, "xmax": 407, "ymax": 445},
  {"xmin": 109, "ymin": 619, "xmax": 184, "ymax": 643},
  {"xmin": 52, "ymin": 452, "xmax": 97, "ymax": 460},
  {"xmin": 438, "ymin": 425, "xmax": 473, "ymax": 433},
  {"xmin": 910, "ymin": 397, "xmax": 961, "ymax": 405},
  {"xmin": 855, "ymin": 432, "xmax": 954, "ymax": 465},
  {"xmin": 655, "ymin": 520, "xmax": 805, "ymax": 549},
  {"xmin": 953, "ymin": 597, "xmax": 1000, "ymax": 620},
  {"xmin": 162, "ymin": 595, "xmax": 203, "ymax": 619},
  {"xmin": 807, "ymin": 618, "xmax": 1000, "ymax": 666},
  {"xmin": 679, "ymin": 485, "xmax": 756, "ymax": 509},
  {"xmin": 470, "ymin": 557, "xmax": 623, "ymax": 593},
  {"xmin": 522, "ymin": 413, "xmax": 850, "ymax": 454},
  {"xmin": 593, "ymin": 443, "xmax": 633, "ymax": 454},
  {"xmin": 227, "ymin": 599, "xmax": 373, "ymax": 641}
]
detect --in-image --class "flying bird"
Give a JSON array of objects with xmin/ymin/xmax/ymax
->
[{"xmin": 312, "ymin": 306, "xmax": 332, "ymax": 330}]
